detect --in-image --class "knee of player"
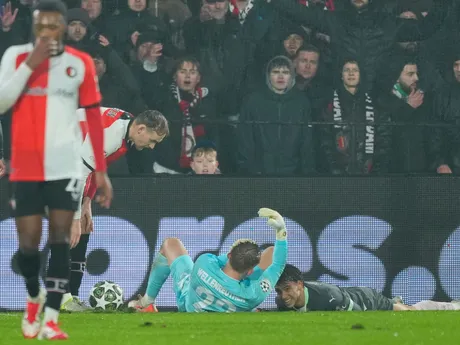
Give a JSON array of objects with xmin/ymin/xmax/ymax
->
[{"xmin": 160, "ymin": 238, "xmax": 187, "ymax": 256}]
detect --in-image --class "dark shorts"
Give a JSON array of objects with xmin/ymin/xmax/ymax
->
[
  {"xmin": 10, "ymin": 179, "xmax": 82, "ymax": 217},
  {"xmin": 345, "ymin": 287, "xmax": 394, "ymax": 311}
]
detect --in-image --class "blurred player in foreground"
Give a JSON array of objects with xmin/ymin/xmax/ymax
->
[
  {"xmin": 128, "ymin": 208, "xmax": 287, "ymax": 312},
  {"xmin": 60, "ymin": 107, "xmax": 169, "ymax": 311},
  {"xmin": 275, "ymin": 264, "xmax": 460, "ymax": 312},
  {"xmin": 0, "ymin": 0, "xmax": 112, "ymax": 339}
]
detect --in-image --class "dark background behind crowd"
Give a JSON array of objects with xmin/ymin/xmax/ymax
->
[{"xmin": 1, "ymin": 0, "xmax": 460, "ymax": 176}]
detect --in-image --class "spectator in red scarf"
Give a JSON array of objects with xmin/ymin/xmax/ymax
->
[{"xmin": 154, "ymin": 56, "xmax": 219, "ymax": 174}]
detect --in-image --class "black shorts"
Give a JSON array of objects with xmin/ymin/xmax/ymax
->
[
  {"xmin": 10, "ymin": 179, "xmax": 82, "ymax": 217},
  {"xmin": 345, "ymin": 287, "xmax": 394, "ymax": 311}
]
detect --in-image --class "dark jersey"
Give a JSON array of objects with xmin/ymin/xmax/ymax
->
[{"xmin": 276, "ymin": 281, "xmax": 394, "ymax": 312}]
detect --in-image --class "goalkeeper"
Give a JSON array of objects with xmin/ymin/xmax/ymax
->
[{"xmin": 128, "ymin": 208, "xmax": 288, "ymax": 312}]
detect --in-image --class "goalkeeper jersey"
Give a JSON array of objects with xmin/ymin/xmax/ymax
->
[{"xmin": 185, "ymin": 239, "xmax": 287, "ymax": 312}]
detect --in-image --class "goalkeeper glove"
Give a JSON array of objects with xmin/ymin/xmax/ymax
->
[{"xmin": 258, "ymin": 208, "xmax": 287, "ymax": 240}]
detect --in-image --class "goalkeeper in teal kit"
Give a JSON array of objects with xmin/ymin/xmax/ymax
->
[{"xmin": 128, "ymin": 208, "xmax": 288, "ymax": 312}]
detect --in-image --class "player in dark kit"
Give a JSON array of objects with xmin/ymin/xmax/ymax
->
[
  {"xmin": 274, "ymin": 264, "xmax": 460, "ymax": 312},
  {"xmin": 0, "ymin": 0, "xmax": 112, "ymax": 339},
  {"xmin": 275, "ymin": 264, "xmax": 399, "ymax": 311}
]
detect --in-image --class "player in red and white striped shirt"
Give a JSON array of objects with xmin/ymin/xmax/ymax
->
[
  {"xmin": 60, "ymin": 107, "xmax": 168, "ymax": 312},
  {"xmin": 0, "ymin": 0, "xmax": 112, "ymax": 340}
]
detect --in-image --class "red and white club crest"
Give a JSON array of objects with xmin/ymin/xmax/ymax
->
[{"xmin": 66, "ymin": 67, "xmax": 77, "ymax": 78}]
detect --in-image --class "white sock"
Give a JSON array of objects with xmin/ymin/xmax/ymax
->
[
  {"xmin": 140, "ymin": 294, "xmax": 155, "ymax": 307},
  {"xmin": 413, "ymin": 300, "xmax": 460, "ymax": 311},
  {"xmin": 43, "ymin": 307, "xmax": 59, "ymax": 324},
  {"xmin": 61, "ymin": 293, "xmax": 72, "ymax": 305}
]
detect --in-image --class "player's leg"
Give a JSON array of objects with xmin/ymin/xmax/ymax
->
[
  {"xmin": 393, "ymin": 302, "xmax": 416, "ymax": 311},
  {"xmin": 409, "ymin": 300, "xmax": 460, "ymax": 311},
  {"xmin": 344, "ymin": 287, "xmax": 393, "ymax": 311},
  {"xmin": 62, "ymin": 170, "xmax": 91, "ymax": 311},
  {"xmin": 166, "ymin": 238, "xmax": 194, "ymax": 312},
  {"xmin": 12, "ymin": 182, "xmax": 47, "ymax": 338},
  {"xmin": 365, "ymin": 288, "xmax": 395, "ymax": 311},
  {"xmin": 128, "ymin": 237, "xmax": 191, "ymax": 312},
  {"xmin": 61, "ymin": 231, "xmax": 90, "ymax": 311},
  {"xmin": 38, "ymin": 179, "xmax": 81, "ymax": 340}
]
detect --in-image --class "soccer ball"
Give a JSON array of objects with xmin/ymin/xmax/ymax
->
[{"xmin": 89, "ymin": 280, "xmax": 124, "ymax": 311}]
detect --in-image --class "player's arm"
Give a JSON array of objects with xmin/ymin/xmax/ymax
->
[
  {"xmin": 0, "ymin": 47, "xmax": 33, "ymax": 114},
  {"xmin": 252, "ymin": 209, "xmax": 288, "ymax": 302}
]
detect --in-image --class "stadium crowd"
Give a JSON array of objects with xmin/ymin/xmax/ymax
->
[{"xmin": 1, "ymin": 0, "xmax": 460, "ymax": 176}]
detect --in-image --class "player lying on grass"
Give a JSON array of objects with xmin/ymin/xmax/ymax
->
[
  {"xmin": 274, "ymin": 264, "xmax": 460, "ymax": 312},
  {"xmin": 128, "ymin": 208, "xmax": 287, "ymax": 312},
  {"xmin": 60, "ymin": 107, "xmax": 169, "ymax": 312}
]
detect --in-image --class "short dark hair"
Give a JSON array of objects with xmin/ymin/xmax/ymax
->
[
  {"xmin": 134, "ymin": 110, "xmax": 170, "ymax": 137},
  {"xmin": 34, "ymin": 0, "xmax": 68, "ymax": 19},
  {"xmin": 342, "ymin": 59, "xmax": 359, "ymax": 69},
  {"xmin": 229, "ymin": 240, "xmax": 261, "ymax": 274},
  {"xmin": 267, "ymin": 56, "xmax": 292, "ymax": 73},
  {"xmin": 174, "ymin": 56, "xmax": 201, "ymax": 75},
  {"xmin": 295, "ymin": 44, "xmax": 320, "ymax": 59},
  {"xmin": 275, "ymin": 264, "xmax": 303, "ymax": 287}
]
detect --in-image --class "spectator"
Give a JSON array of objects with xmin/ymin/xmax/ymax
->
[
  {"xmin": 108, "ymin": 0, "xmax": 168, "ymax": 63},
  {"xmin": 189, "ymin": 140, "xmax": 221, "ymax": 174},
  {"xmin": 86, "ymin": 43, "xmax": 146, "ymax": 114},
  {"xmin": 81, "ymin": 0, "xmax": 110, "ymax": 35},
  {"xmin": 294, "ymin": 44, "xmax": 331, "ymax": 172},
  {"xmin": 294, "ymin": 44, "xmax": 330, "ymax": 116},
  {"xmin": 237, "ymin": 56, "xmax": 314, "ymax": 175},
  {"xmin": 148, "ymin": 0, "xmax": 192, "ymax": 52},
  {"xmin": 377, "ymin": 58, "xmax": 432, "ymax": 174},
  {"xmin": 130, "ymin": 30, "xmax": 170, "ymax": 110},
  {"xmin": 184, "ymin": 0, "xmax": 281, "ymax": 173},
  {"xmin": 395, "ymin": 8, "xmax": 445, "ymax": 94},
  {"xmin": 154, "ymin": 57, "xmax": 219, "ymax": 174},
  {"xmin": 320, "ymin": 59, "xmax": 390, "ymax": 175},
  {"xmin": 429, "ymin": 48, "xmax": 460, "ymax": 174},
  {"xmin": 280, "ymin": 25, "xmax": 307, "ymax": 60},
  {"xmin": 269, "ymin": 0, "xmax": 451, "ymax": 91},
  {"xmin": 0, "ymin": 1, "xmax": 27, "ymax": 54},
  {"xmin": 65, "ymin": 8, "xmax": 92, "ymax": 50}
]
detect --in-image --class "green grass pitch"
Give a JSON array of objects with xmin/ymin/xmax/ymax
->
[{"xmin": 0, "ymin": 311, "xmax": 458, "ymax": 345}]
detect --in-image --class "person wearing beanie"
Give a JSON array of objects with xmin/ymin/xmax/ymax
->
[
  {"xmin": 394, "ymin": 8, "xmax": 445, "ymax": 94},
  {"xmin": 129, "ymin": 30, "xmax": 170, "ymax": 110},
  {"xmin": 65, "ymin": 8, "xmax": 91, "ymax": 49}
]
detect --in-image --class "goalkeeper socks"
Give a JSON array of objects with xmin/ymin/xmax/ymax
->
[
  {"xmin": 146, "ymin": 253, "xmax": 170, "ymax": 301},
  {"xmin": 45, "ymin": 243, "xmax": 70, "ymax": 312},
  {"xmin": 17, "ymin": 248, "xmax": 41, "ymax": 298},
  {"xmin": 69, "ymin": 234, "xmax": 90, "ymax": 296}
]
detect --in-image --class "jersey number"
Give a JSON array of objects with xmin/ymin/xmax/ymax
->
[
  {"xmin": 193, "ymin": 286, "xmax": 237, "ymax": 312},
  {"xmin": 65, "ymin": 178, "xmax": 83, "ymax": 202}
]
